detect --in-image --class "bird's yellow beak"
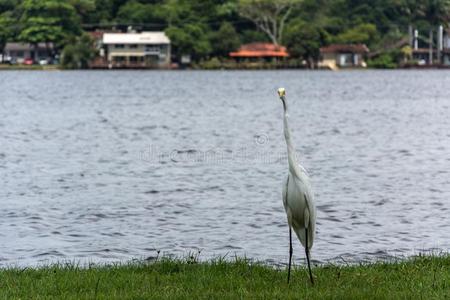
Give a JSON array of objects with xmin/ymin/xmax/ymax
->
[{"xmin": 277, "ymin": 88, "xmax": 286, "ymax": 98}]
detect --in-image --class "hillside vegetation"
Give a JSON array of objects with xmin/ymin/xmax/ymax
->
[{"xmin": 1, "ymin": 0, "xmax": 449, "ymax": 68}]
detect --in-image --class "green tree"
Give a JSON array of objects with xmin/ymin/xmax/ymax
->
[
  {"xmin": 0, "ymin": 0, "xmax": 18, "ymax": 13},
  {"xmin": 210, "ymin": 22, "xmax": 241, "ymax": 57},
  {"xmin": 116, "ymin": 0, "xmax": 166, "ymax": 27},
  {"xmin": 161, "ymin": 0, "xmax": 223, "ymax": 26},
  {"xmin": 69, "ymin": 0, "xmax": 96, "ymax": 23},
  {"xmin": 401, "ymin": 0, "xmax": 450, "ymax": 27},
  {"xmin": 3, "ymin": 0, "xmax": 445, "ymax": 68},
  {"xmin": 166, "ymin": 24, "xmax": 211, "ymax": 61},
  {"xmin": 333, "ymin": 23, "xmax": 379, "ymax": 47},
  {"xmin": 283, "ymin": 19, "xmax": 328, "ymax": 68},
  {"xmin": 84, "ymin": 0, "xmax": 113, "ymax": 23},
  {"xmin": 367, "ymin": 52, "xmax": 397, "ymax": 69},
  {"xmin": 0, "ymin": 13, "xmax": 13, "ymax": 62},
  {"xmin": 240, "ymin": 29, "xmax": 269, "ymax": 44},
  {"xmin": 19, "ymin": 0, "xmax": 82, "ymax": 58},
  {"xmin": 238, "ymin": 0, "xmax": 302, "ymax": 45},
  {"xmin": 61, "ymin": 33, "xmax": 96, "ymax": 68},
  {"xmin": 161, "ymin": 0, "xmax": 226, "ymax": 61}
]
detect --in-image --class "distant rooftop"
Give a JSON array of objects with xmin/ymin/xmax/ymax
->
[
  {"xmin": 103, "ymin": 32, "xmax": 170, "ymax": 45},
  {"xmin": 320, "ymin": 44, "xmax": 369, "ymax": 54},
  {"xmin": 230, "ymin": 43, "xmax": 289, "ymax": 58},
  {"xmin": 5, "ymin": 43, "xmax": 54, "ymax": 51}
]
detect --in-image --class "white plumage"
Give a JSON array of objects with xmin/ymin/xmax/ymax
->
[{"xmin": 278, "ymin": 88, "xmax": 316, "ymax": 284}]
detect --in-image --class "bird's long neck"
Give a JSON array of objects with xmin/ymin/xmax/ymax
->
[{"xmin": 282, "ymin": 97, "xmax": 301, "ymax": 177}]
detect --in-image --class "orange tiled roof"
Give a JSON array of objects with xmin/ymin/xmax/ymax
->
[{"xmin": 230, "ymin": 43, "xmax": 289, "ymax": 57}]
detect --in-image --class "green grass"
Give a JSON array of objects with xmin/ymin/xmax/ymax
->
[
  {"xmin": 0, "ymin": 255, "xmax": 448, "ymax": 299},
  {"xmin": 0, "ymin": 64, "xmax": 59, "ymax": 70}
]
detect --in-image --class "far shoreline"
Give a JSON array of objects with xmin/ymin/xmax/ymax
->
[{"xmin": 2, "ymin": 65, "xmax": 450, "ymax": 71}]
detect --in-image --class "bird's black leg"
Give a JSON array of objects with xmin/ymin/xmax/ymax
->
[
  {"xmin": 305, "ymin": 228, "xmax": 314, "ymax": 285},
  {"xmin": 287, "ymin": 226, "xmax": 293, "ymax": 284}
]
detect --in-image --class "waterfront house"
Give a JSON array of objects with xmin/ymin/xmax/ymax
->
[
  {"xmin": 3, "ymin": 42, "xmax": 54, "ymax": 64},
  {"xmin": 408, "ymin": 27, "xmax": 450, "ymax": 66},
  {"xmin": 229, "ymin": 43, "xmax": 289, "ymax": 61},
  {"xmin": 319, "ymin": 44, "xmax": 369, "ymax": 69},
  {"xmin": 442, "ymin": 50, "xmax": 450, "ymax": 65},
  {"xmin": 102, "ymin": 32, "xmax": 171, "ymax": 68},
  {"xmin": 441, "ymin": 29, "xmax": 450, "ymax": 66},
  {"xmin": 411, "ymin": 48, "xmax": 437, "ymax": 65}
]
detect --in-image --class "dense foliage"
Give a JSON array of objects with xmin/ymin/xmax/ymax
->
[{"xmin": 0, "ymin": 0, "xmax": 449, "ymax": 66}]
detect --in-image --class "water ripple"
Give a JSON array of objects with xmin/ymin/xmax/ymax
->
[{"xmin": 0, "ymin": 70, "xmax": 449, "ymax": 267}]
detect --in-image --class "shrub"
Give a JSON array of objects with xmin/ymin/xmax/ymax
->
[
  {"xmin": 61, "ymin": 33, "xmax": 96, "ymax": 69},
  {"xmin": 367, "ymin": 53, "xmax": 397, "ymax": 69},
  {"xmin": 198, "ymin": 57, "xmax": 222, "ymax": 69}
]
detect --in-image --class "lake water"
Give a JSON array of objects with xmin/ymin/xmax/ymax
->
[{"xmin": 1, "ymin": 70, "xmax": 449, "ymax": 267}]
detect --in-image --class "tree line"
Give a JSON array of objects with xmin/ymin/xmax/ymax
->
[{"xmin": 1, "ymin": 0, "xmax": 449, "ymax": 68}]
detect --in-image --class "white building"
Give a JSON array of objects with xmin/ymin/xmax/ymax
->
[
  {"xmin": 319, "ymin": 44, "xmax": 369, "ymax": 70},
  {"xmin": 102, "ymin": 32, "xmax": 171, "ymax": 68},
  {"xmin": 442, "ymin": 29, "xmax": 450, "ymax": 66}
]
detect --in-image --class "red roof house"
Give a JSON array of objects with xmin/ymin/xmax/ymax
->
[{"xmin": 229, "ymin": 43, "xmax": 289, "ymax": 58}]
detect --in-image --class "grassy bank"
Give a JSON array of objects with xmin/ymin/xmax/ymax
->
[
  {"xmin": 0, "ymin": 64, "xmax": 60, "ymax": 71},
  {"xmin": 0, "ymin": 255, "xmax": 448, "ymax": 299}
]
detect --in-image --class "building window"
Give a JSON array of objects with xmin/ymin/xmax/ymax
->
[
  {"xmin": 129, "ymin": 44, "xmax": 138, "ymax": 49},
  {"xmin": 338, "ymin": 53, "xmax": 353, "ymax": 66},
  {"xmin": 17, "ymin": 51, "xmax": 24, "ymax": 58},
  {"xmin": 129, "ymin": 56, "xmax": 142, "ymax": 63},
  {"xmin": 114, "ymin": 44, "xmax": 125, "ymax": 49},
  {"xmin": 145, "ymin": 45, "xmax": 160, "ymax": 54},
  {"xmin": 113, "ymin": 56, "xmax": 125, "ymax": 62}
]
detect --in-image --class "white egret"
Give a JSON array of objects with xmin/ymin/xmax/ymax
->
[{"xmin": 278, "ymin": 87, "xmax": 316, "ymax": 284}]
